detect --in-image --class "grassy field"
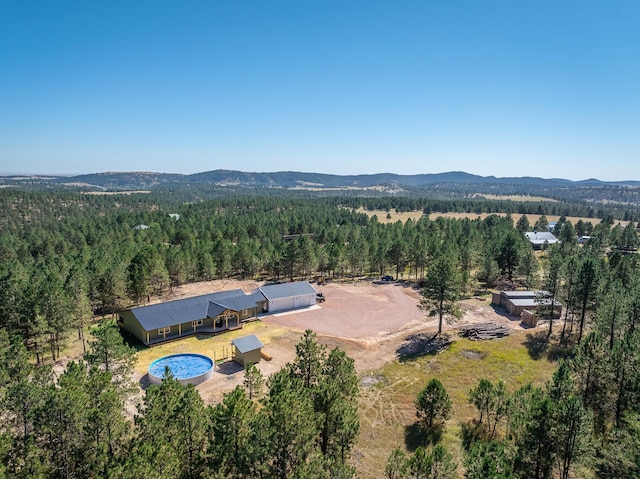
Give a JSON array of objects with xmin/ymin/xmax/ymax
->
[
  {"xmin": 356, "ymin": 207, "xmax": 623, "ymax": 227},
  {"xmin": 355, "ymin": 331, "xmax": 558, "ymax": 479},
  {"xmin": 477, "ymin": 194, "xmax": 558, "ymax": 202},
  {"xmin": 356, "ymin": 207, "xmax": 426, "ymax": 224}
]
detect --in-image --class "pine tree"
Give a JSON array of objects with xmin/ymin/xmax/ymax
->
[
  {"xmin": 419, "ymin": 245, "xmax": 462, "ymax": 335},
  {"xmin": 416, "ymin": 379, "xmax": 452, "ymax": 435}
]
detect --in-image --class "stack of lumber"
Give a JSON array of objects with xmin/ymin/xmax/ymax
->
[
  {"xmin": 397, "ymin": 333, "xmax": 452, "ymax": 359},
  {"xmin": 459, "ymin": 323, "xmax": 510, "ymax": 341}
]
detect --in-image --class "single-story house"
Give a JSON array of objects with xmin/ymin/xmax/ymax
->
[
  {"xmin": 231, "ymin": 334, "xmax": 264, "ymax": 366},
  {"xmin": 524, "ymin": 231, "xmax": 560, "ymax": 249},
  {"xmin": 118, "ymin": 281, "xmax": 318, "ymax": 345},
  {"xmin": 118, "ymin": 289, "xmax": 262, "ymax": 346},
  {"xmin": 491, "ymin": 290, "xmax": 562, "ymax": 318},
  {"xmin": 258, "ymin": 281, "xmax": 318, "ymax": 313}
]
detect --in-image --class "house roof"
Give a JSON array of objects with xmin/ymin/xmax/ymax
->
[
  {"xmin": 259, "ymin": 281, "xmax": 318, "ymax": 300},
  {"xmin": 214, "ymin": 292, "xmax": 266, "ymax": 312},
  {"xmin": 231, "ymin": 334, "xmax": 264, "ymax": 354},
  {"xmin": 524, "ymin": 231, "xmax": 560, "ymax": 245},
  {"xmin": 128, "ymin": 289, "xmax": 249, "ymax": 330}
]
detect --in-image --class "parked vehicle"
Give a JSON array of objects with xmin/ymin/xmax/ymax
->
[{"xmin": 381, "ymin": 275, "xmax": 394, "ymax": 282}]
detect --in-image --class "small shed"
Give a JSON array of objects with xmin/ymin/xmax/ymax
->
[
  {"xmin": 521, "ymin": 309, "xmax": 539, "ymax": 327},
  {"xmin": 231, "ymin": 335, "xmax": 264, "ymax": 366}
]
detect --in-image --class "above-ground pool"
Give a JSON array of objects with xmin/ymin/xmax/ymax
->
[{"xmin": 148, "ymin": 353, "xmax": 214, "ymax": 386}]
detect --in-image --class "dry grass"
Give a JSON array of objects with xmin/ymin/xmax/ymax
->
[
  {"xmin": 428, "ymin": 211, "xmax": 625, "ymax": 226},
  {"xmin": 83, "ymin": 190, "xmax": 151, "ymax": 195},
  {"xmin": 478, "ymin": 194, "xmax": 558, "ymax": 202},
  {"xmin": 356, "ymin": 208, "xmax": 426, "ymax": 224},
  {"xmin": 134, "ymin": 321, "xmax": 290, "ymax": 375},
  {"xmin": 356, "ymin": 208, "xmax": 623, "ymax": 226},
  {"xmin": 354, "ymin": 331, "xmax": 557, "ymax": 479}
]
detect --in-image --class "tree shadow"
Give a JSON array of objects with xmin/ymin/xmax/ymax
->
[
  {"xmin": 546, "ymin": 340, "xmax": 576, "ymax": 362},
  {"xmin": 120, "ymin": 329, "xmax": 148, "ymax": 352},
  {"xmin": 216, "ymin": 360, "xmax": 244, "ymax": 376},
  {"xmin": 404, "ymin": 422, "xmax": 443, "ymax": 451},
  {"xmin": 523, "ymin": 331, "xmax": 550, "ymax": 360},
  {"xmin": 523, "ymin": 331, "xmax": 576, "ymax": 361},
  {"xmin": 460, "ymin": 420, "xmax": 490, "ymax": 451},
  {"xmin": 397, "ymin": 333, "xmax": 452, "ymax": 362}
]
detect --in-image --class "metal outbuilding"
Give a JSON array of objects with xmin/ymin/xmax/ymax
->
[
  {"xmin": 258, "ymin": 281, "xmax": 319, "ymax": 312},
  {"xmin": 491, "ymin": 290, "xmax": 562, "ymax": 318}
]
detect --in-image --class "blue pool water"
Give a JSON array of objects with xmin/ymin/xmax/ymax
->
[{"xmin": 148, "ymin": 353, "xmax": 213, "ymax": 380}]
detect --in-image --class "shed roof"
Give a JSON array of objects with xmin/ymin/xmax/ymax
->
[
  {"xmin": 231, "ymin": 334, "xmax": 264, "ymax": 354},
  {"xmin": 259, "ymin": 281, "xmax": 318, "ymax": 300},
  {"xmin": 510, "ymin": 298, "xmax": 562, "ymax": 307},
  {"xmin": 501, "ymin": 291, "xmax": 539, "ymax": 299}
]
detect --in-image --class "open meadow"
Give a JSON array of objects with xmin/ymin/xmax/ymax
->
[{"xmin": 356, "ymin": 207, "xmax": 625, "ymax": 227}]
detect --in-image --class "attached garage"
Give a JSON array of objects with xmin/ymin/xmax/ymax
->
[{"xmin": 258, "ymin": 281, "xmax": 319, "ymax": 313}]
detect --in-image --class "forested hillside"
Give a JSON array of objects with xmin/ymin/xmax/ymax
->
[
  {"xmin": 2, "ymin": 169, "xmax": 640, "ymax": 206},
  {"xmin": 1, "ymin": 187, "xmax": 640, "ymax": 478}
]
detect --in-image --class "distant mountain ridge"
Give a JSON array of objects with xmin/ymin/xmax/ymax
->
[{"xmin": 2, "ymin": 169, "xmax": 639, "ymax": 190}]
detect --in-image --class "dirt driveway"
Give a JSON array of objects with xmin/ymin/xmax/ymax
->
[{"xmin": 263, "ymin": 281, "xmax": 425, "ymax": 345}]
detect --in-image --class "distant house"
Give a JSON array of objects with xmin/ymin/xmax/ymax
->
[
  {"xmin": 118, "ymin": 281, "xmax": 318, "ymax": 345},
  {"xmin": 133, "ymin": 224, "xmax": 150, "ymax": 230},
  {"xmin": 524, "ymin": 231, "xmax": 560, "ymax": 249},
  {"xmin": 491, "ymin": 290, "xmax": 562, "ymax": 318},
  {"xmin": 231, "ymin": 334, "xmax": 264, "ymax": 366},
  {"xmin": 168, "ymin": 214, "xmax": 181, "ymax": 220}
]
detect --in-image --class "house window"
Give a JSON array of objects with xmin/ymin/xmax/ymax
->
[
  {"xmin": 193, "ymin": 319, "xmax": 203, "ymax": 327},
  {"xmin": 242, "ymin": 309, "xmax": 248, "ymax": 316},
  {"xmin": 158, "ymin": 327, "xmax": 171, "ymax": 335}
]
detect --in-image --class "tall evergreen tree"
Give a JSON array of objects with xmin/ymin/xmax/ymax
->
[
  {"xmin": 419, "ymin": 245, "xmax": 462, "ymax": 335},
  {"xmin": 415, "ymin": 379, "xmax": 452, "ymax": 435}
]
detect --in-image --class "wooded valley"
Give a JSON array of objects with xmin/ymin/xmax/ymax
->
[{"xmin": 1, "ymin": 185, "xmax": 640, "ymax": 478}]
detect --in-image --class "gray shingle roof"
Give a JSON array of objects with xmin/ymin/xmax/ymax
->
[
  {"xmin": 259, "ymin": 281, "xmax": 318, "ymax": 299},
  {"xmin": 232, "ymin": 334, "xmax": 264, "ymax": 354}
]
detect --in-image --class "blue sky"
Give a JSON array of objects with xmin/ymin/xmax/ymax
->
[{"xmin": 1, "ymin": 1, "xmax": 639, "ymax": 181}]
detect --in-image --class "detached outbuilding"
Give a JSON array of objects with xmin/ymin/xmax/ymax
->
[
  {"xmin": 231, "ymin": 335, "xmax": 264, "ymax": 366},
  {"xmin": 491, "ymin": 290, "xmax": 562, "ymax": 318}
]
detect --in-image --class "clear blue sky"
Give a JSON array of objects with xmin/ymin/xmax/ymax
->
[{"xmin": 1, "ymin": 1, "xmax": 639, "ymax": 181}]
